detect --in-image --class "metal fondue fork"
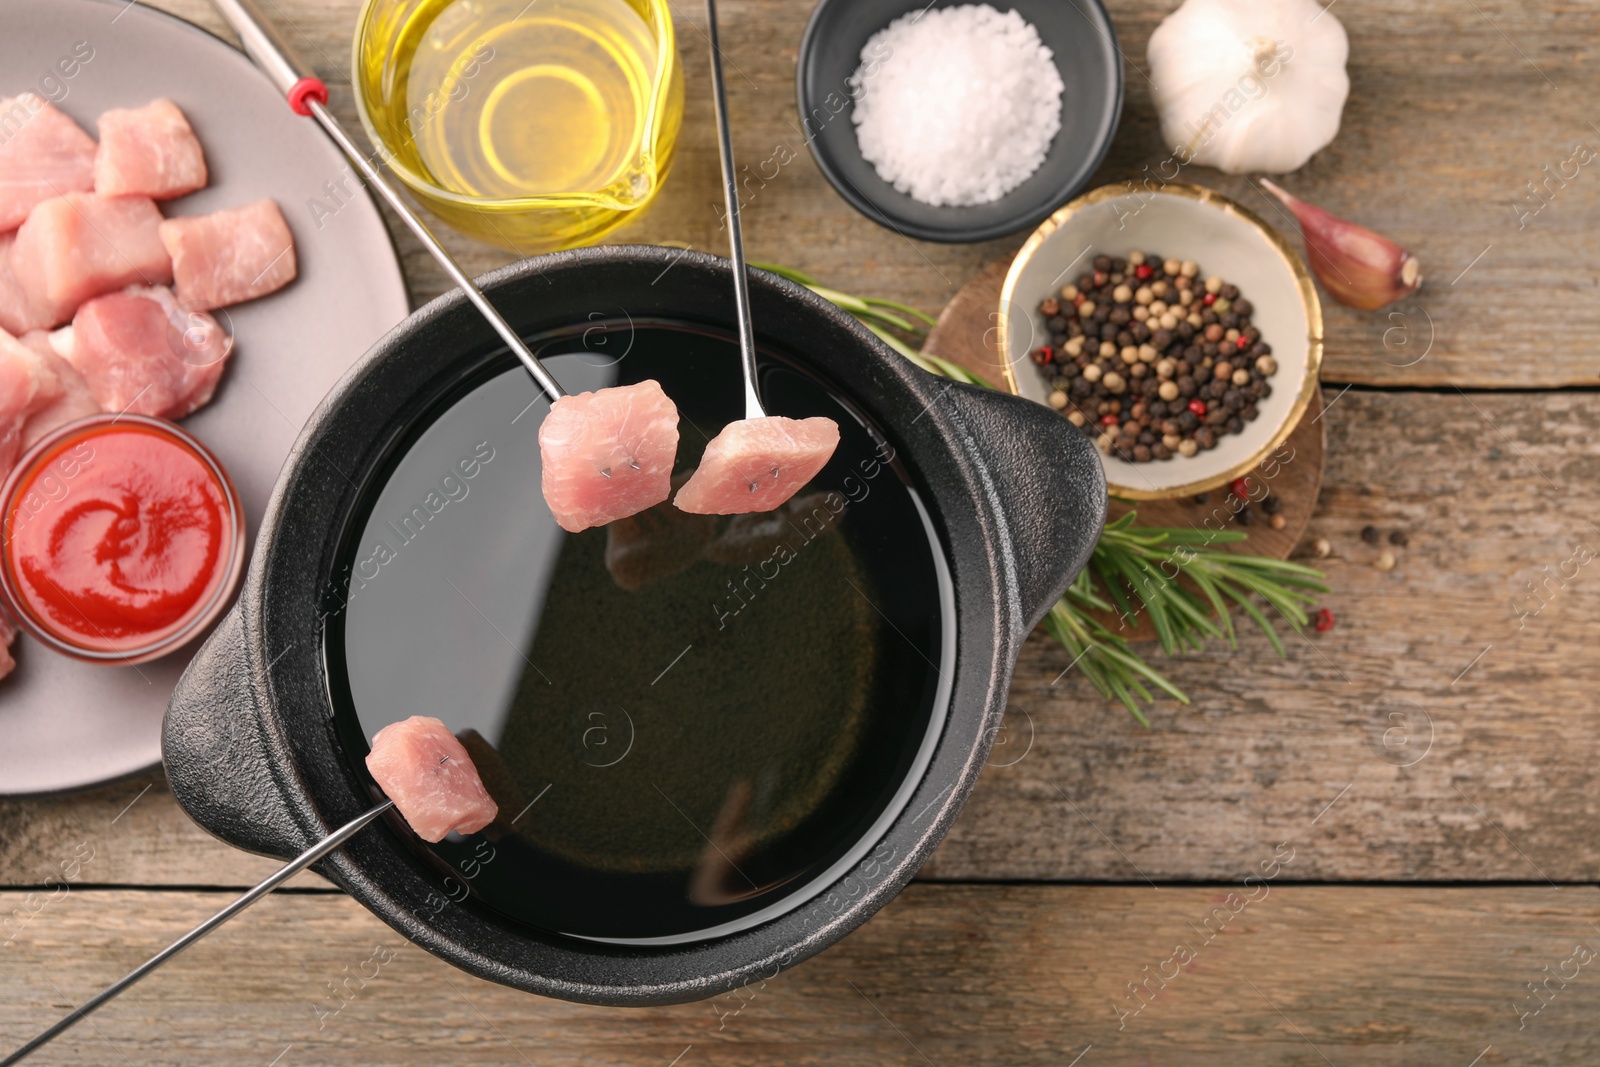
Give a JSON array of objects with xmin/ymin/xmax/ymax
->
[
  {"xmin": 207, "ymin": 0, "xmax": 569, "ymax": 404},
  {"xmin": 703, "ymin": 0, "xmax": 768, "ymax": 423},
  {"xmin": 0, "ymin": 800, "xmax": 394, "ymax": 1065}
]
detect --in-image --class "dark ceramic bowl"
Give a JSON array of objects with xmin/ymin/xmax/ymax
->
[
  {"xmin": 163, "ymin": 246, "xmax": 1105, "ymax": 1005},
  {"xmin": 796, "ymin": 0, "xmax": 1124, "ymax": 243}
]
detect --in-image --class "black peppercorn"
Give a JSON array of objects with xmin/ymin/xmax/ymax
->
[
  {"xmin": 1360, "ymin": 525, "xmax": 1380, "ymax": 544},
  {"xmin": 1032, "ymin": 253, "xmax": 1273, "ymax": 464},
  {"xmin": 1389, "ymin": 530, "xmax": 1409, "ymax": 546}
]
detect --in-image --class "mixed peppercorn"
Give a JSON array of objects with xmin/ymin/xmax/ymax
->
[{"xmin": 1031, "ymin": 251, "xmax": 1278, "ymax": 462}]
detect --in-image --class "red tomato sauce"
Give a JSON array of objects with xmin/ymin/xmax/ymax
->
[{"xmin": 1, "ymin": 419, "xmax": 241, "ymax": 657}]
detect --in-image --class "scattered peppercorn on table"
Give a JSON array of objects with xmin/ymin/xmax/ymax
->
[{"xmin": 2, "ymin": 0, "xmax": 1596, "ymax": 1063}]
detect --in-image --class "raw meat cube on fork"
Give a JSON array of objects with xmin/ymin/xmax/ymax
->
[
  {"xmin": 675, "ymin": 416, "xmax": 840, "ymax": 515},
  {"xmin": 365, "ymin": 716, "xmax": 499, "ymax": 843},
  {"xmin": 539, "ymin": 380, "xmax": 681, "ymax": 533}
]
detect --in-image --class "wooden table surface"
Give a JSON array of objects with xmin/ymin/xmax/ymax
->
[{"xmin": 4, "ymin": 0, "xmax": 1598, "ymax": 1063}]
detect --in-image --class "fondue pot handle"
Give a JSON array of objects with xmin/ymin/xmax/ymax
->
[
  {"xmin": 163, "ymin": 606, "xmax": 313, "ymax": 861},
  {"xmin": 937, "ymin": 383, "xmax": 1108, "ymax": 631}
]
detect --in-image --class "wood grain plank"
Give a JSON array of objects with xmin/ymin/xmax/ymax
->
[
  {"xmin": 0, "ymin": 885, "xmax": 1594, "ymax": 1065},
  {"xmin": 926, "ymin": 387, "xmax": 1600, "ymax": 882},
  {"xmin": 4, "ymin": 390, "xmax": 1596, "ymax": 886},
  {"xmin": 146, "ymin": 0, "xmax": 1600, "ymax": 387}
]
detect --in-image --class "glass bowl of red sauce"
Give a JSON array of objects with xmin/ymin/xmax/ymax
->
[{"xmin": 0, "ymin": 414, "xmax": 245, "ymax": 665}]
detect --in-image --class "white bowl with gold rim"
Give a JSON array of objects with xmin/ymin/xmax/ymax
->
[{"xmin": 997, "ymin": 183, "xmax": 1322, "ymax": 500}]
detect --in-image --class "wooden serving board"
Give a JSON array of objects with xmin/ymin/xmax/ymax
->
[{"xmin": 922, "ymin": 260, "xmax": 1327, "ymax": 561}]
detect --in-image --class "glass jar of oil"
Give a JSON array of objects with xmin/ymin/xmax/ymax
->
[{"xmin": 354, "ymin": 0, "xmax": 684, "ymax": 252}]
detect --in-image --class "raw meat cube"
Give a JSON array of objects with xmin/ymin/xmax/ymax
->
[
  {"xmin": 674, "ymin": 416, "xmax": 840, "ymax": 515},
  {"xmin": 0, "ymin": 329, "xmax": 52, "ymax": 472},
  {"xmin": 17, "ymin": 330, "xmax": 98, "ymax": 448},
  {"xmin": 10, "ymin": 193, "xmax": 172, "ymax": 326},
  {"xmin": 63, "ymin": 286, "xmax": 232, "ymax": 419},
  {"xmin": 456, "ymin": 728, "xmax": 526, "ymax": 840},
  {"xmin": 158, "ymin": 199, "xmax": 295, "ymax": 311},
  {"xmin": 604, "ymin": 472, "xmax": 716, "ymax": 590},
  {"xmin": 0, "ymin": 94, "xmax": 97, "ymax": 232},
  {"xmin": 365, "ymin": 716, "xmax": 499, "ymax": 842},
  {"xmin": 94, "ymin": 98, "xmax": 207, "ymax": 199},
  {"xmin": 539, "ymin": 380, "xmax": 681, "ymax": 533},
  {"xmin": 0, "ymin": 232, "xmax": 53, "ymax": 335},
  {"xmin": 0, "ymin": 610, "xmax": 16, "ymax": 682}
]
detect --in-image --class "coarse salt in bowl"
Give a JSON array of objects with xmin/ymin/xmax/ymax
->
[
  {"xmin": 796, "ymin": 0, "xmax": 1122, "ymax": 243},
  {"xmin": 848, "ymin": 5, "xmax": 1064, "ymax": 208},
  {"xmin": 998, "ymin": 184, "xmax": 1323, "ymax": 499}
]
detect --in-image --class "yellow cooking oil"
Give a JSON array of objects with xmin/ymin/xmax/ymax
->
[{"xmin": 354, "ymin": 0, "xmax": 683, "ymax": 251}]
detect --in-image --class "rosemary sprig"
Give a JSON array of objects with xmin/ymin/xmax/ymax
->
[
  {"xmin": 753, "ymin": 263, "xmax": 991, "ymax": 386},
  {"xmin": 759, "ymin": 263, "xmax": 1329, "ymax": 721}
]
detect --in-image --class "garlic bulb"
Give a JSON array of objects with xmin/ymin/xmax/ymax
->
[{"xmin": 1147, "ymin": 0, "xmax": 1350, "ymax": 175}]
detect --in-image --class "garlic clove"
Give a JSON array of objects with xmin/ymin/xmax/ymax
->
[{"xmin": 1260, "ymin": 179, "xmax": 1422, "ymax": 311}]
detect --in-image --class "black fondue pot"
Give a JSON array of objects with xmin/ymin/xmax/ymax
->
[{"xmin": 163, "ymin": 246, "xmax": 1105, "ymax": 1005}]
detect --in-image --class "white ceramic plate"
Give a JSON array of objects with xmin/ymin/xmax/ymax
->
[
  {"xmin": 999, "ymin": 184, "xmax": 1322, "ymax": 499},
  {"xmin": 0, "ymin": 0, "xmax": 409, "ymax": 795}
]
